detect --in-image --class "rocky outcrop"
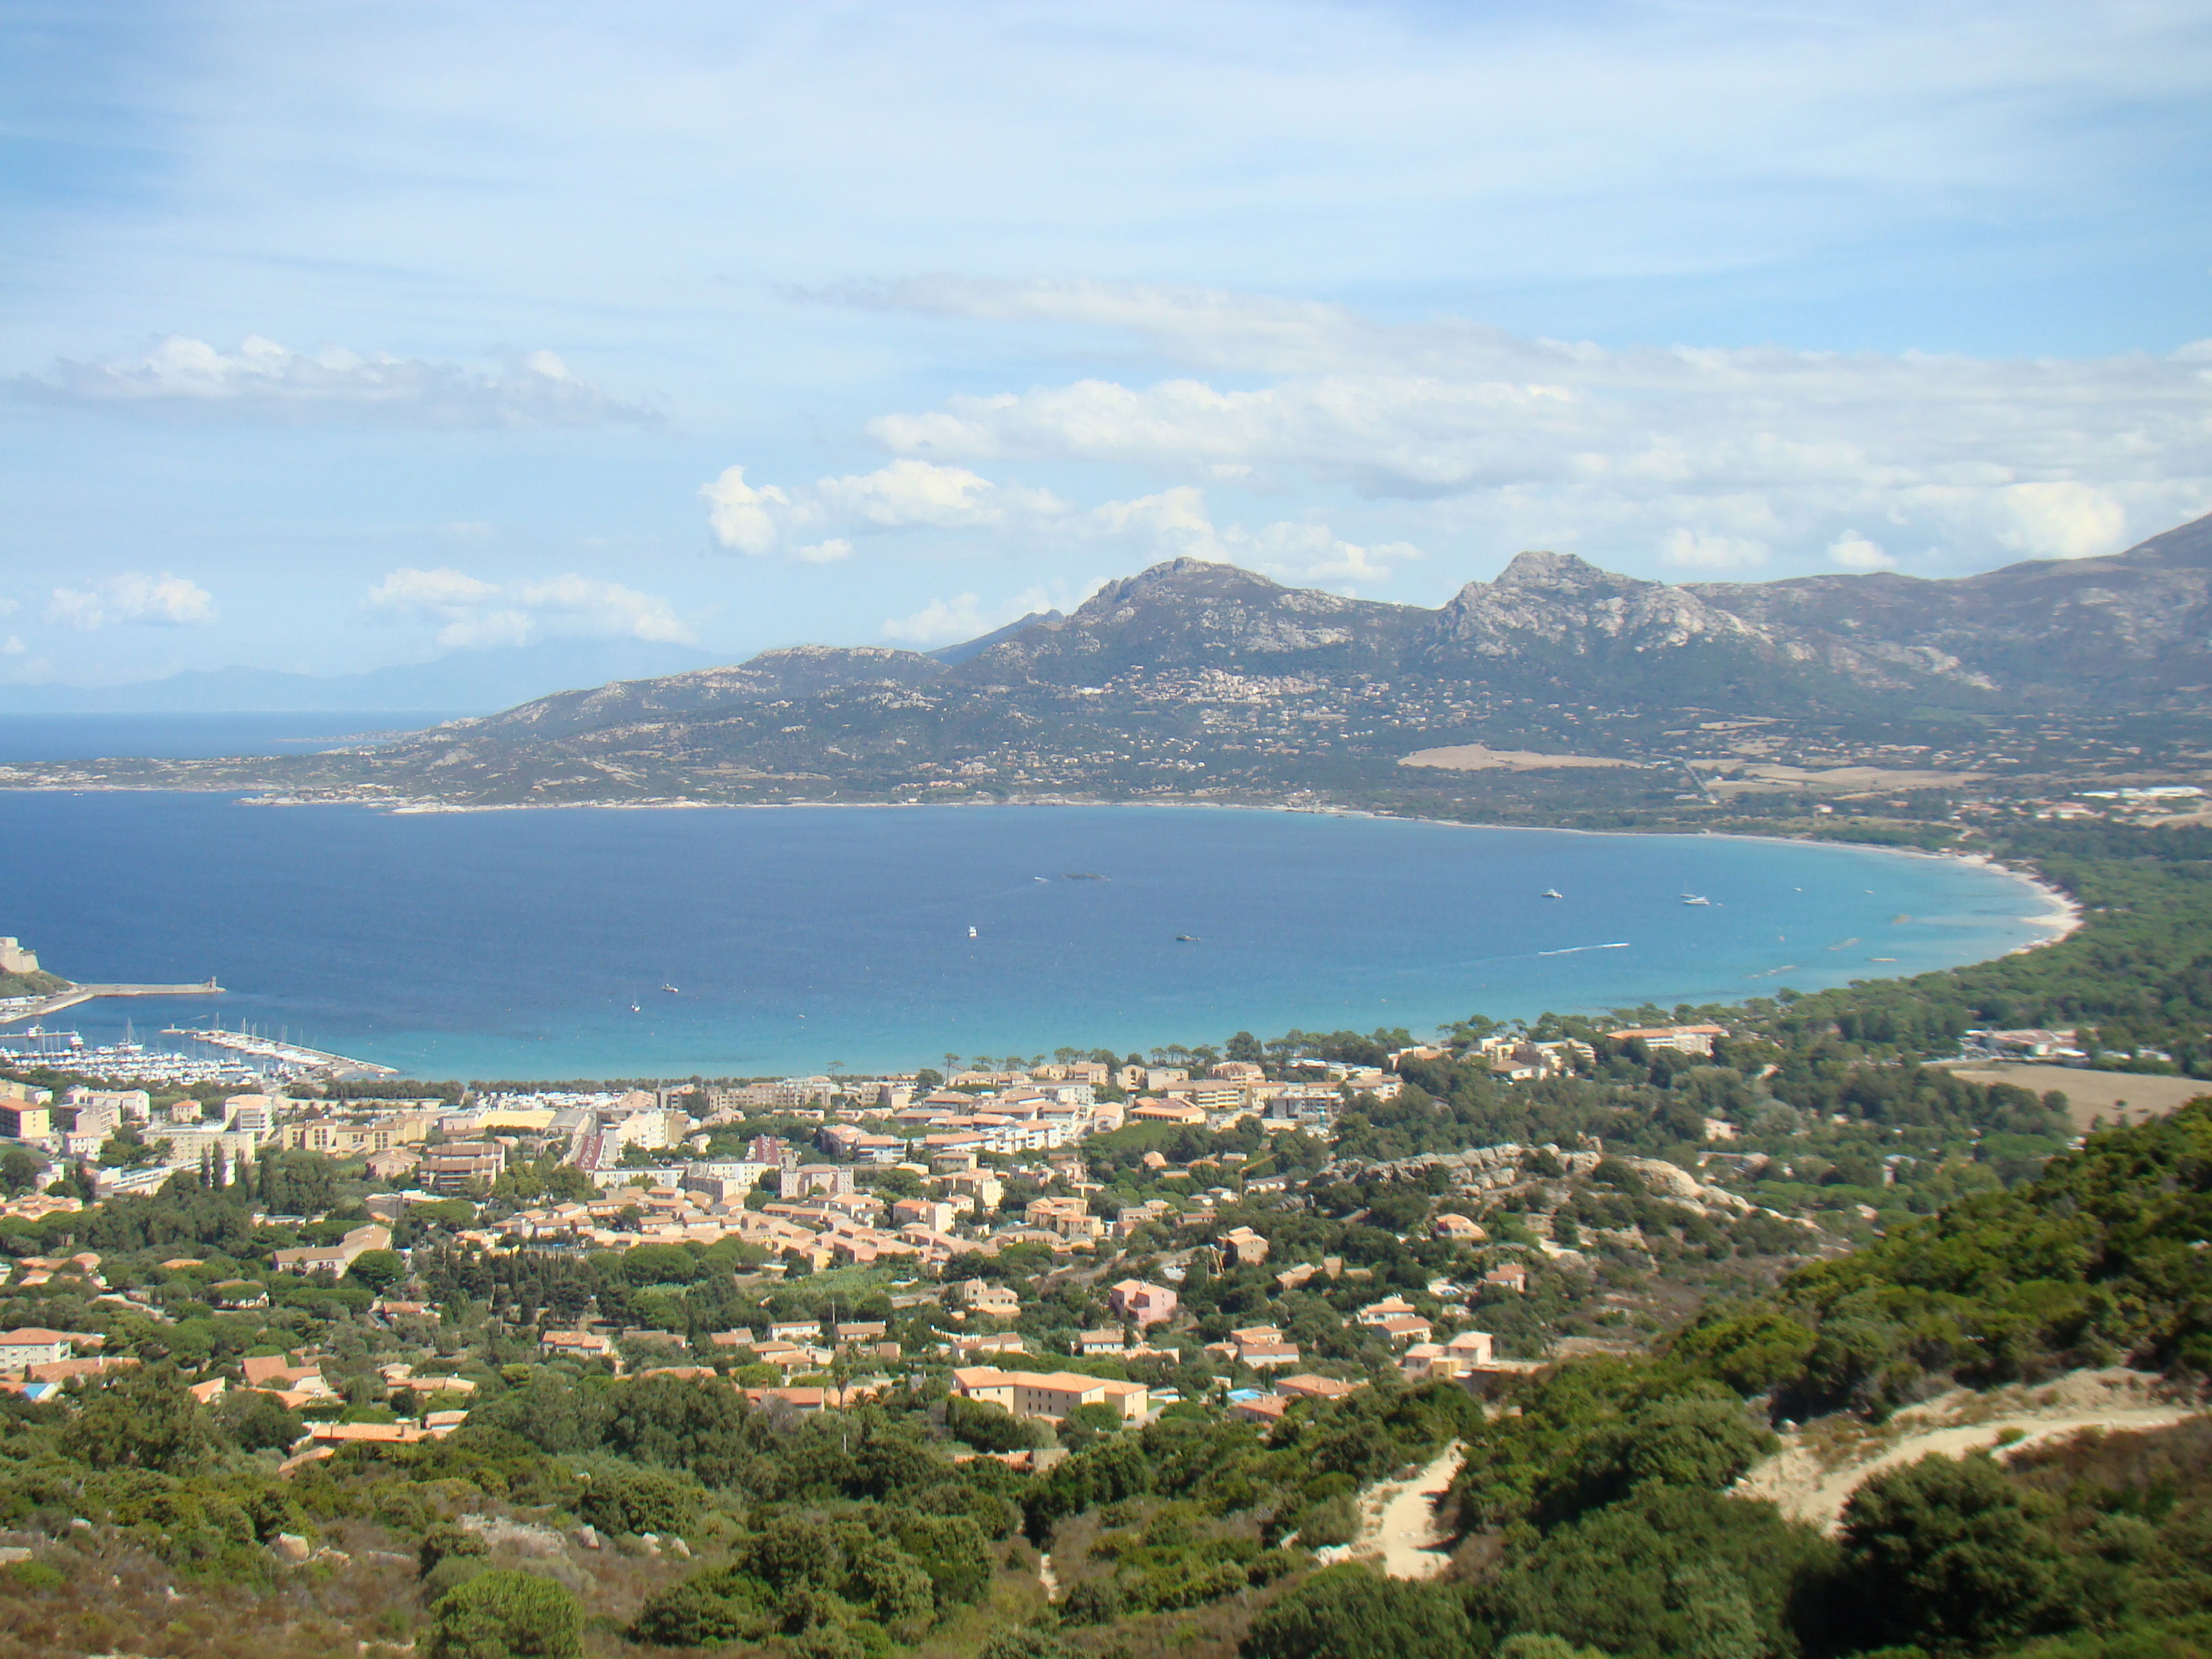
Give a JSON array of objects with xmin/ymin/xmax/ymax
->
[{"xmin": 954, "ymin": 558, "xmax": 1429, "ymax": 683}]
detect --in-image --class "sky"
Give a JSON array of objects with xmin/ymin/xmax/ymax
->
[{"xmin": 2, "ymin": 0, "xmax": 2210, "ymax": 687}]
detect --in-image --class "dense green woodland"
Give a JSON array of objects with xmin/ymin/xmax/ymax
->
[{"xmin": 0, "ymin": 823, "xmax": 2209, "ymax": 1658}]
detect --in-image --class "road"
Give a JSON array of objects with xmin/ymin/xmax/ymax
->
[{"xmin": 1736, "ymin": 1368, "xmax": 2200, "ymax": 1533}]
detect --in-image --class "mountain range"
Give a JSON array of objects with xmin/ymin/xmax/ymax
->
[
  {"xmin": 12, "ymin": 510, "xmax": 2208, "ymax": 807},
  {"xmin": 438, "ymin": 505, "xmax": 2212, "ymax": 739}
]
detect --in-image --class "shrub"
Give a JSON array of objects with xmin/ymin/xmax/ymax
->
[
  {"xmin": 1241, "ymin": 1563, "xmax": 1472, "ymax": 1659},
  {"xmin": 1474, "ymin": 1486, "xmax": 1833, "ymax": 1659},
  {"xmin": 1292, "ymin": 1493, "xmax": 1359, "ymax": 1548},
  {"xmin": 631, "ymin": 1567, "xmax": 779, "ymax": 1647},
  {"xmin": 418, "ymin": 1521, "xmax": 489, "ymax": 1578},
  {"xmin": 427, "ymin": 1569, "xmax": 582, "ymax": 1659},
  {"xmin": 576, "ymin": 1467, "xmax": 701, "ymax": 1538},
  {"xmin": 977, "ymin": 1629, "xmax": 1080, "ymax": 1659},
  {"xmin": 1838, "ymin": 1454, "xmax": 2077, "ymax": 1654},
  {"xmin": 3, "ymin": 1559, "xmax": 65, "ymax": 1593}
]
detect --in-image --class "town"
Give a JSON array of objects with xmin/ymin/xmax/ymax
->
[{"xmin": 0, "ymin": 1015, "xmax": 1810, "ymax": 1445}]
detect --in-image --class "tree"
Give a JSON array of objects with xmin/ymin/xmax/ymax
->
[
  {"xmin": 1838, "ymin": 1453, "xmax": 2075, "ymax": 1654},
  {"xmin": 428, "ymin": 1570, "xmax": 583, "ymax": 1659},
  {"xmin": 0, "ymin": 1145, "xmax": 42, "ymax": 1195},
  {"xmin": 947, "ymin": 1394, "xmax": 1046, "ymax": 1453},
  {"xmin": 1240, "ymin": 1564, "xmax": 1471, "ymax": 1659},
  {"xmin": 60, "ymin": 1366, "xmax": 213, "ymax": 1473},
  {"xmin": 1474, "ymin": 1486, "xmax": 1832, "ymax": 1659},
  {"xmin": 99, "ymin": 1122, "xmax": 167, "ymax": 1168},
  {"xmin": 1057, "ymin": 1401, "xmax": 1125, "ymax": 1451},
  {"xmin": 218, "ymin": 1388, "xmax": 306, "ymax": 1453},
  {"xmin": 1536, "ymin": 1394, "xmax": 1775, "ymax": 1527},
  {"xmin": 347, "ymin": 1248, "xmax": 407, "ymax": 1291}
]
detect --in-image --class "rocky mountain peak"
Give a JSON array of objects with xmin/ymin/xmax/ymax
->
[{"xmin": 1491, "ymin": 549, "xmax": 1624, "ymax": 593}]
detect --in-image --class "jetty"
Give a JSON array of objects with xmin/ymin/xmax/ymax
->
[
  {"xmin": 163, "ymin": 1023, "xmax": 398, "ymax": 1079},
  {"xmin": 0, "ymin": 979, "xmax": 223, "ymax": 1027}
]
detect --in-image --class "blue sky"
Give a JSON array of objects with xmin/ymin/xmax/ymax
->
[{"xmin": 3, "ymin": 0, "xmax": 2210, "ymax": 684}]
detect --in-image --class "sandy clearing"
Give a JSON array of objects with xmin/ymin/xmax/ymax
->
[
  {"xmin": 1944, "ymin": 1064, "xmax": 2211, "ymax": 1131},
  {"xmin": 1700, "ymin": 763, "xmax": 1984, "ymax": 791},
  {"xmin": 1399, "ymin": 745, "xmax": 1637, "ymax": 772},
  {"xmin": 1735, "ymin": 1369, "xmax": 2200, "ymax": 1534},
  {"xmin": 1313, "ymin": 1440, "xmax": 1466, "ymax": 1580}
]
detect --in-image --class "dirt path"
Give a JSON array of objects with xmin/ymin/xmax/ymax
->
[
  {"xmin": 1038, "ymin": 1551, "xmax": 1059, "ymax": 1601},
  {"xmin": 1736, "ymin": 1368, "xmax": 2200, "ymax": 1534},
  {"xmin": 1313, "ymin": 1441, "xmax": 1465, "ymax": 1579}
]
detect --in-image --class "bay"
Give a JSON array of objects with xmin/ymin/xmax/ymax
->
[{"xmin": 0, "ymin": 790, "xmax": 2060, "ymax": 1080}]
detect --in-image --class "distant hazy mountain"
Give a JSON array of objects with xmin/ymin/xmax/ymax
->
[{"xmin": 0, "ymin": 638, "xmax": 726, "ymax": 715}]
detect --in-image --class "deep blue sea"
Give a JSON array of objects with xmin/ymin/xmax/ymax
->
[{"xmin": 0, "ymin": 776, "xmax": 2060, "ymax": 1081}]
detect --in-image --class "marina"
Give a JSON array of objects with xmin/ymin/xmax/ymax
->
[
  {"xmin": 161, "ymin": 1023, "xmax": 398, "ymax": 1079},
  {"xmin": 0, "ymin": 1025, "xmax": 261, "ymax": 1086}
]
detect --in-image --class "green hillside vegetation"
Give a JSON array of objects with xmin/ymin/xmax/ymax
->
[{"xmin": 0, "ymin": 966, "xmax": 67, "ymax": 998}]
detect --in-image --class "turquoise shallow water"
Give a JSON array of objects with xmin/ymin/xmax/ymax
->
[{"xmin": 0, "ymin": 794, "xmax": 2055, "ymax": 1080}]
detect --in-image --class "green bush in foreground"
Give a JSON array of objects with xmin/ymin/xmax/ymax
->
[
  {"xmin": 1240, "ymin": 1563, "xmax": 1471, "ymax": 1659},
  {"xmin": 427, "ymin": 1569, "xmax": 582, "ymax": 1659}
]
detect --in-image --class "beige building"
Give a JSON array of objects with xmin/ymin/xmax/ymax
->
[
  {"xmin": 954, "ymin": 1280, "xmax": 1023, "ymax": 1319},
  {"xmin": 950, "ymin": 1366, "xmax": 1148, "ymax": 1424},
  {"xmin": 421, "ymin": 1142, "xmax": 506, "ymax": 1193}
]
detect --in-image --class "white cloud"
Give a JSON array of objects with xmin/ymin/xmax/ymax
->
[
  {"xmin": 1, "ymin": 637, "xmax": 21, "ymax": 656},
  {"xmin": 14, "ymin": 336, "xmax": 655, "ymax": 428},
  {"xmin": 702, "ymin": 451, "xmax": 1422, "ymax": 591},
  {"xmin": 880, "ymin": 584, "xmax": 1071, "ymax": 648},
  {"xmin": 1828, "ymin": 531, "xmax": 1897, "ymax": 571},
  {"xmin": 702, "ymin": 459, "xmax": 1070, "ymax": 559},
  {"xmin": 699, "ymin": 466, "xmax": 801, "ymax": 557},
  {"xmin": 846, "ymin": 281, "xmax": 2212, "ymax": 573},
  {"xmin": 815, "ymin": 458, "xmax": 1065, "ymax": 529},
  {"xmin": 1662, "ymin": 529, "xmax": 1770, "ymax": 571},
  {"xmin": 1990, "ymin": 481, "xmax": 2129, "ymax": 559},
  {"xmin": 881, "ymin": 594, "xmax": 993, "ymax": 647},
  {"xmin": 365, "ymin": 566, "xmax": 694, "ymax": 648},
  {"xmin": 1091, "ymin": 486, "xmax": 1419, "ymax": 588},
  {"xmin": 45, "ymin": 573, "xmax": 218, "ymax": 630}
]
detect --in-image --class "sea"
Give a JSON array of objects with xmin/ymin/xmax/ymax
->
[{"xmin": 0, "ymin": 715, "xmax": 2063, "ymax": 1081}]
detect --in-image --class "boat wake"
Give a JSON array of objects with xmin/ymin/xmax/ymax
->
[{"xmin": 1536, "ymin": 941, "xmax": 1632, "ymax": 956}]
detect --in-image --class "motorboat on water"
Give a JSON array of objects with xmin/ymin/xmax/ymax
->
[
  {"xmin": 1541, "ymin": 888, "xmax": 1563, "ymax": 899},
  {"xmin": 1682, "ymin": 895, "xmax": 1712, "ymax": 906}
]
